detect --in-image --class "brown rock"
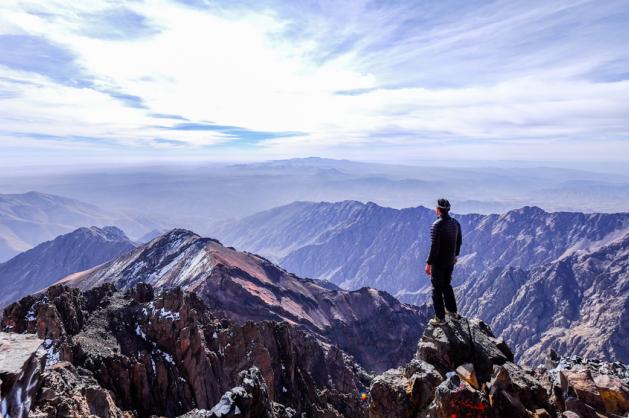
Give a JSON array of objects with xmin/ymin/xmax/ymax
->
[
  {"xmin": 456, "ymin": 362, "xmax": 479, "ymax": 389},
  {"xmin": 534, "ymin": 408, "xmax": 551, "ymax": 418},
  {"xmin": 593, "ymin": 373, "xmax": 629, "ymax": 415},
  {"xmin": 563, "ymin": 369, "xmax": 606, "ymax": 412}
]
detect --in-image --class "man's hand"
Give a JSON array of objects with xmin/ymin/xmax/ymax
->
[{"xmin": 425, "ymin": 263, "xmax": 431, "ymax": 276}]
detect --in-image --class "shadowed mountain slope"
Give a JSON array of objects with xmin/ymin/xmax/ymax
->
[{"xmin": 0, "ymin": 226, "xmax": 136, "ymax": 309}]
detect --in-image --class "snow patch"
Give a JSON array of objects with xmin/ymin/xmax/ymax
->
[
  {"xmin": 135, "ymin": 324, "xmax": 147, "ymax": 340},
  {"xmin": 25, "ymin": 308, "xmax": 36, "ymax": 322}
]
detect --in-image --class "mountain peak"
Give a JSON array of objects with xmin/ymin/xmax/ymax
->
[
  {"xmin": 0, "ymin": 226, "xmax": 136, "ymax": 309},
  {"xmin": 57, "ymin": 228, "xmax": 430, "ymax": 372}
]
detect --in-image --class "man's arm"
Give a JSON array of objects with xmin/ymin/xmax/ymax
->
[
  {"xmin": 426, "ymin": 221, "xmax": 441, "ymax": 265},
  {"xmin": 455, "ymin": 220, "xmax": 462, "ymax": 256}
]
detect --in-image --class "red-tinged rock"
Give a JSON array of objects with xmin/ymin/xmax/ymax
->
[{"xmin": 427, "ymin": 373, "xmax": 491, "ymax": 418}]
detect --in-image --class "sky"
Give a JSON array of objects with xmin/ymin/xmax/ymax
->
[{"xmin": 1, "ymin": 0, "xmax": 629, "ymax": 167}]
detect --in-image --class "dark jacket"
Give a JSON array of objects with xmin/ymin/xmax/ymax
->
[{"xmin": 426, "ymin": 213, "xmax": 462, "ymax": 266}]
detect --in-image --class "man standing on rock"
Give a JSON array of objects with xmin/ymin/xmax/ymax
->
[{"xmin": 425, "ymin": 198, "xmax": 462, "ymax": 326}]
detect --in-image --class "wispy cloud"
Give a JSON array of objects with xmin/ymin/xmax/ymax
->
[{"xmin": 0, "ymin": 0, "xmax": 628, "ymax": 164}]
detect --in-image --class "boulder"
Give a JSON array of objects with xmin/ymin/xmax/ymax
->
[
  {"xmin": 417, "ymin": 317, "xmax": 512, "ymax": 384},
  {"xmin": 427, "ymin": 373, "xmax": 491, "ymax": 418},
  {"xmin": 0, "ymin": 332, "xmax": 46, "ymax": 418},
  {"xmin": 368, "ymin": 359, "xmax": 442, "ymax": 418},
  {"xmin": 563, "ymin": 369, "xmax": 605, "ymax": 412},
  {"xmin": 593, "ymin": 374, "xmax": 629, "ymax": 415}
]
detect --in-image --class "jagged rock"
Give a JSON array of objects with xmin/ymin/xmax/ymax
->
[
  {"xmin": 427, "ymin": 373, "xmax": 491, "ymax": 418},
  {"xmin": 368, "ymin": 359, "xmax": 442, "ymax": 418},
  {"xmin": 417, "ymin": 317, "xmax": 512, "ymax": 383},
  {"xmin": 29, "ymin": 361, "xmax": 130, "ymax": 417},
  {"xmin": 2, "ymin": 284, "xmax": 370, "ymax": 417},
  {"xmin": 491, "ymin": 362, "xmax": 551, "ymax": 413},
  {"xmin": 373, "ymin": 317, "xmax": 558, "ymax": 417},
  {"xmin": 193, "ymin": 367, "xmax": 274, "ymax": 417},
  {"xmin": 456, "ymin": 362, "xmax": 479, "ymax": 389}
]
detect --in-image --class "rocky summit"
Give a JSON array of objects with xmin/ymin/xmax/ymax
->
[
  {"xmin": 2, "ymin": 283, "xmax": 628, "ymax": 418},
  {"xmin": 368, "ymin": 316, "xmax": 629, "ymax": 418}
]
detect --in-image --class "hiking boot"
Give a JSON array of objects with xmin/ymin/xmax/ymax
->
[
  {"xmin": 429, "ymin": 317, "xmax": 446, "ymax": 326},
  {"xmin": 446, "ymin": 311, "xmax": 461, "ymax": 320}
]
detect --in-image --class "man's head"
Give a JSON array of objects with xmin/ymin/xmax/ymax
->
[{"xmin": 435, "ymin": 198, "xmax": 451, "ymax": 217}]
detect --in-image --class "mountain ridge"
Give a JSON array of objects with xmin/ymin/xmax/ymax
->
[
  {"xmin": 0, "ymin": 191, "xmax": 162, "ymax": 261},
  {"xmin": 57, "ymin": 228, "xmax": 431, "ymax": 372},
  {"xmin": 0, "ymin": 225, "xmax": 137, "ymax": 309}
]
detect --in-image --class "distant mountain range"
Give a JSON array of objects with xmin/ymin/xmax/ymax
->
[
  {"xmin": 3, "ymin": 158, "xmax": 629, "ymax": 235},
  {"xmin": 0, "ymin": 226, "xmax": 136, "ymax": 308},
  {"xmin": 0, "ymin": 191, "xmax": 161, "ymax": 261},
  {"xmin": 213, "ymin": 200, "xmax": 629, "ymax": 363},
  {"xmin": 59, "ymin": 229, "xmax": 430, "ymax": 372}
]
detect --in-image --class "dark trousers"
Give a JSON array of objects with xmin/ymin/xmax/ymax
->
[{"xmin": 431, "ymin": 263, "xmax": 457, "ymax": 319}]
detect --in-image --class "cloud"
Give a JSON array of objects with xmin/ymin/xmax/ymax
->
[
  {"xmin": 166, "ymin": 122, "xmax": 304, "ymax": 143},
  {"xmin": 79, "ymin": 7, "xmax": 160, "ymax": 41},
  {"xmin": 0, "ymin": 34, "xmax": 90, "ymax": 87},
  {"xmin": 0, "ymin": 0, "xmax": 628, "ymax": 164}
]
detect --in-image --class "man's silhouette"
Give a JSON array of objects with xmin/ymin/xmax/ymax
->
[{"xmin": 425, "ymin": 198, "xmax": 462, "ymax": 326}]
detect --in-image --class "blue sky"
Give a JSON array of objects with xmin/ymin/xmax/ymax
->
[{"xmin": 1, "ymin": 0, "xmax": 628, "ymax": 166}]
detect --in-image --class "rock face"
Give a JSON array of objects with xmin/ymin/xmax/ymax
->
[
  {"xmin": 368, "ymin": 316, "xmax": 629, "ymax": 418},
  {"xmin": 58, "ymin": 229, "xmax": 430, "ymax": 372},
  {"xmin": 0, "ymin": 226, "xmax": 136, "ymax": 309},
  {"xmin": 2, "ymin": 283, "xmax": 370, "ymax": 417},
  {"xmin": 212, "ymin": 201, "xmax": 629, "ymax": 364}
]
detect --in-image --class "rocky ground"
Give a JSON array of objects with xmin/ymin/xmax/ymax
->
[{"xmin": 1, "ymin": 283, "xmax": 628, "ymax": 417}]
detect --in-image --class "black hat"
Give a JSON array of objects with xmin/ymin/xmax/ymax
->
[{"xmin": 437, "ymin": 198, "xmax": 451, "ymax": 210}]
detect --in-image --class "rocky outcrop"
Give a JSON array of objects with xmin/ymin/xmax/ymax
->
[
  {"xmin": 0, "ymin": 225, "xmax": 136, "ymax": 309},
  {"xmin": 58, "ymin": 229, "xmax": 430, "ymax": 372},
  {"xmin": 368, "ymin": 316, "xmax": 629, "ymax": 418},
  {"xmin": 2, "ymin": 283, "xmax": 370, "ymax": 417}
]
